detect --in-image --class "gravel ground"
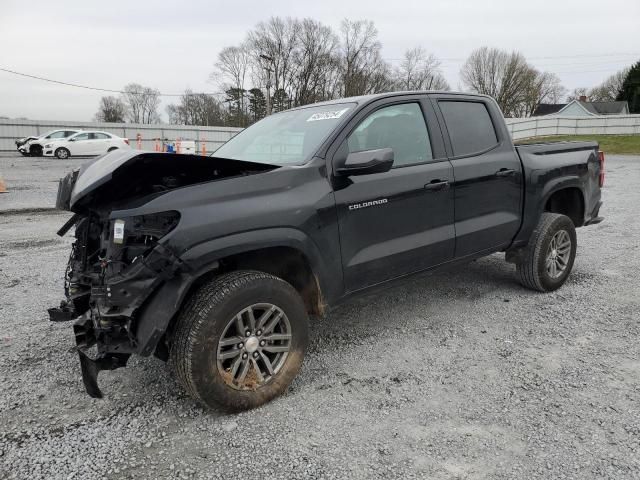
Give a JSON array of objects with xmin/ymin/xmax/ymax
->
[{"xmin": 0, "ymin": 155, "xmax": 639, "ymax": 479}]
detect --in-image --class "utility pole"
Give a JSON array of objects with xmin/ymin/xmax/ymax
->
[{"xmin": 259, "ymin": 54, "xmax": 273, "ymax": 116}]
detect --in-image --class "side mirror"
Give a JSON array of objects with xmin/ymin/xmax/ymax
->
[
  {"xmin": 336, "ymin": 148, "xmax": 394, "ymax": 176},
  {"xmin": 68, "ymin": 137, "xmax": 76, "ymax": 142}
]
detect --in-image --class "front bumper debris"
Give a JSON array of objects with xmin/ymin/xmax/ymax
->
[
  {"xmin": 47, "ymin": 300, "xmax": 77, "ymax": 322},
  {"xmin": 74, "ymin": 312, "xmax": 131, "ymax": 398},
  {"xmin": 77, "ymin": 349, "xmax": 130, "ymax": 398}
]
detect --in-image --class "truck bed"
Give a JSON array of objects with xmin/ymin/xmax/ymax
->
[{"xmin": 515, "ymin": 140, "xmax": 599, "ymax": 156}]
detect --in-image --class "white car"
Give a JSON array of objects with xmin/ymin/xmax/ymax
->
[
  {"xmin": 44, "ymin": 131, "xmax": 130, "ymax": 159},
  {"xmin": 18, "ymin": 129, "xmax": 81, "ymax": 156}
]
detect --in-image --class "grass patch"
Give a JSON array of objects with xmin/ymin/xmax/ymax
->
[{"xmin": 515, "ymin": 135, "xmax": 640, "ymax": 155}]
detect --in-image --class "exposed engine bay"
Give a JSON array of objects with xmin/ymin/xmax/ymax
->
[{"xmin": 49, "ymin": 151, "xmax": 278, "ymax": 397}]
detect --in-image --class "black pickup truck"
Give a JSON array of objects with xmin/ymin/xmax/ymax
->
[{"xmin": 50, "ymin": 91, "xmax": 604, "ymax": 410}]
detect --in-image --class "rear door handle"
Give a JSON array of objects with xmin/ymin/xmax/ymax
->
[
  {"xmin": 424, "ymin": 180, "xmax": 449, "ymax": 191},
  {"xmin": 495, "ymin": 168, "xmax": 516, "ymax": 177}
]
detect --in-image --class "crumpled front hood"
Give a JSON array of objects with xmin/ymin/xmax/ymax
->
[
  {"xmin": 67, "ymin": 150, "xmax": 278, "ymax": 210},
  {"xmin": 70, "ymin": 149, "xmax": 137, "ymax": 206}
]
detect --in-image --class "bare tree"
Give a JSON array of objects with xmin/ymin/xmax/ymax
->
[
  {"xmin": 122, "ymin": 83, "xmax": 161, "ymax": 124},
  {"xmin": 141, "ymin": 87, "xmax": 161, "ymax": 123},
  {"xmin": 94, "ymin": 96, "xmax": 127, "ymax": 122},
  {"xmin": 589, "ymin": 68, "xmax": 629, "ymax": 101},
  {"xmin": 566, "ymin": 87, "xmax": 590, "ymax": 102},
  {"xmin": 166, "ymin": 89, "xmax": 225, "ymax": 126},
  {"xmin": 461, "ymin": 47, "xmax": 540, "ymax": 117},
  {"xmin": 122, "ymin": 83, "xmax": 145, "ymax": 123},
  {"xmin": 339, "ymin": 19, "xmax": 393, "ymax": 97},
  {"xmin": 460, "ymin": 47, "xmax": 568, "ymax": 117},
  {"xmin": 394, "ymin": 47, "xmax": 449, "ymax": 91},
  {"xmin": 290, "ymin": 19, "xmax": 340, "ymax": 105},
  {"xmin": 516, "ymin": 71, "xmax": 567, "ymax": 117},
  {"xmin": 247, "ymin": 17, "xmax": 300, "ymax": 103},
  {"xmin": 537, "ymin": 72, "xmax": 566, "ymax": 104},
  {"xmin": 213, "ymin": 44, "xmax": 251, "ymax": 115},
  {"xmin": 210, "ymin": 17, "xmax": 349, "ymax": 117}
]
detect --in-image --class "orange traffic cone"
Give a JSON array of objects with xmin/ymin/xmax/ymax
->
[{"xmin": 0, "ymin": 176, "xmax": 7, "ymax": 193}]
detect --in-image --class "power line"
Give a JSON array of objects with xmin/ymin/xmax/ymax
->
[
  {"xmin": 2, "ymin": 51, "xmax": 637, "ymax": 97},
  {"xmin": 384, "ymin": 52, "xmax": 640, "ymax": 63},
  {"xmin": 554, "ymin": 67, "xmax": 632, "ymax": 74},
  {"xmin": 0, "ymin": 67, "xmax": 226, "ymax": 97}
]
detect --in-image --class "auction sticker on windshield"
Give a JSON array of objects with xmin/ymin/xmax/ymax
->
[{"xmin": 307, "ymin": 108, "xmax": 350, "ymax": 122}]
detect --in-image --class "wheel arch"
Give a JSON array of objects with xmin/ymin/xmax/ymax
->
[
  {"xmin": 29, "ymin": 143, "xmax": 44, "ymax": 155},
  {"xmin": 541, "ymin": 182, "xmax": 586, "ymax": 227},
  {"xmin": 509, "ymin": 176, "xmax": 586, "ymax": 253},
  {"xmin": 133, "ymin": 229, "xmax": 334, "ymax": 358}
]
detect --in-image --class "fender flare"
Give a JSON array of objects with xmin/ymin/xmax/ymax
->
[
  {"xmin": 512, "ymin": 174, "xmax": 587, "ymax": 249},
  {"xmin": 133, "ymin": 227, "xmax": 333, "ymax": 356}
]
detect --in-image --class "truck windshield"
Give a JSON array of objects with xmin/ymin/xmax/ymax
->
[{"xmin": 214, "ymin": 103, "xmax": 355, "ymax": 165}]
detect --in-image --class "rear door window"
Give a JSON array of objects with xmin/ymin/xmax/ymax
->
[{"xmin": 438, "ymin": 101, "xmax": 498, "ymax": 157}]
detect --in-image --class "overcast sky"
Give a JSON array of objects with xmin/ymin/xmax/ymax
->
[{"xmin": 1, "ymin": 0, "xmax": 638, "ymax": 121}]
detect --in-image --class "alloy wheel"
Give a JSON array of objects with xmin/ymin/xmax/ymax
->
[
  {"xmin": 545, "ymin": 230, "xmax": 572, "ymax": 279},
  {"xmin": 216, "ymin": 303, "xmax": 292, "ymax": 390}
]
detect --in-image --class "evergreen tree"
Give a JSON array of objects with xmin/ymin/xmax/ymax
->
[
  {"xmin": 271, "ymin": 88, "xmax": 290, "ymax": 113},
  {"xmin": 224, "ymin": 87, "xmax": 248, "ymax": 127},
  {"xmin": 616, "ymin": 61, "xmax": 640, "ymax": 113},
  {"xmin": 248, "ymin": 88, "xmax": 266, "ymax": 122}
]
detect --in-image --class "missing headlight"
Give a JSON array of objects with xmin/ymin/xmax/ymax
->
[{"xmin": 109, "ymin": 211, "xmax": 180, "ymax": 262}]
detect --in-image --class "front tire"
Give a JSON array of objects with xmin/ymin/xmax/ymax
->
[
  {"xmin": 55, "ymin": 147, "xmax": 70, "ymax": 159},
  {"xmin": 171, "ymin": 271, "xmax": 309, "ymax": 411},
  {"xmin": 516, "ymin": 213, "xmax": 577, "ymax": 292}
]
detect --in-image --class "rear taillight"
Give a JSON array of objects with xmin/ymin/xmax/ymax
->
[
  {"xmin": 123, "ymin": 138, "xmax": 130, "ymax": 145},
  {"xmin": 598, "ymin": 150, "xmax": 605, "ymax": 187}
]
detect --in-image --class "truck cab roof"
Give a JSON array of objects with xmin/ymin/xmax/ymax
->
[{"xmin": 287, "ymin": 90, "xmax": 492, "ymax": 111}]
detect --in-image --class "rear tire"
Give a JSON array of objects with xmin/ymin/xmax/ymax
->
[
  {"xmin": 55, "ymin": 147, "xmax": 70, "ymax": 159},
  {"xmin": 171, "ymin": 270, "xmax": 309, "ymax": 411},
  {"xmin": 516, "ymin": 213, "xmax": 577, "ymax": 292}
]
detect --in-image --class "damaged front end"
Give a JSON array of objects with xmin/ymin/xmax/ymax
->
[
  {"xmin": 51, "ymin": 207, "xmax": 184, "ymax": 397},
  {"xmin": 48, "ymin": 151, "xmax": 277, "ymax": 398}
]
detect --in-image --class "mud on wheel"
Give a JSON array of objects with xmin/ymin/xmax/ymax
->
[{"xmin": 170, "ymin": 270, "xmax": 309, "ymax": 411}]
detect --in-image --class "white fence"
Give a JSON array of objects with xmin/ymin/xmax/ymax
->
[
  {"xmin": 0, "ymin": 119, "xmax": 243, "ymax": 152},
  {"xmin": 3, "ymin": 115, "xmax": 639, "ymax": 152},
  {"xmin": 505, "ymin": 114, "xmax": 640, "ymax": 140}
]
